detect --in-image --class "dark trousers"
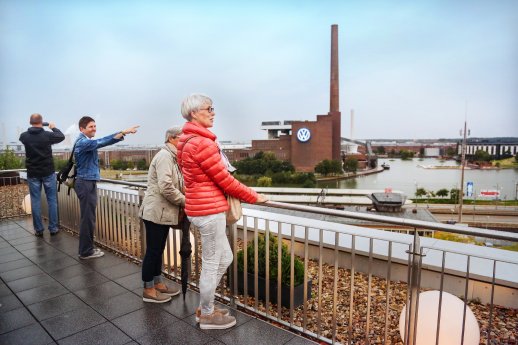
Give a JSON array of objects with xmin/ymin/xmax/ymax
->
[
  {"xmin": 75, "ymin": 178, "xmax": 97, "ymax": 257},
  {"xmin": 142, "ymin": 220, "xmax": 170, "ymax": 285}
]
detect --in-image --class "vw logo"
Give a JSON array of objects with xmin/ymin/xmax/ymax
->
[{"xmin": 297, "ymin": 128, "xmax": 311, "ymax": 142}]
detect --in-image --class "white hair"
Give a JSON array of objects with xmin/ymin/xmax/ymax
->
[
  {"xmin": 180, "ymin": 94, "xmax": 212, "ymax": 121},
  {"xmin": 164, "ymin": 125, "xmax": 183, "ymax": 143}
]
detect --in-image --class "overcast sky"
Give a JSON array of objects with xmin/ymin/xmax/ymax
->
[{"xmin": 1, "ymin": 0, "xmax": 517, "ymax": 147}]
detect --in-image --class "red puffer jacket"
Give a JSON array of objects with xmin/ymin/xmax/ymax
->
[{"xmin": 178, "ymin": 121, "xmax": 259, "ymax": 217}]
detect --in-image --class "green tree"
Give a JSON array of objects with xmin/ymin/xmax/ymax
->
[
  {"xmin": 445, "ymin": 147, "xmax": 456, "ymax": 157},
  {"xmin": 0, "ymin": 148, "xmax": 24, "ymax": 169},
  {"xmin": 343, "ymin": 157, "xmax": 358, "ymax": 173},
  {"xmin": 136, "ymin": 159, "xmax": 148, "ymax": 170},
  {"xmin": 257, "ymin": 176, "xmax": 272, "ymax": 187},
  {"xmin": 473, "ymin": 150, "xmax": 491, "ymax": 162},
  {"xmin": 436, "ymin": 188, "xmax": 449, "ymax": 198},
  {"xmin": 450, "ymin": 188, "xmax": 460, "ymax": 203},
  {"xmin": 315, "ymin": 159, "xmax": 330, "ymax": 176},
  {"xmin": 415, "ymin": 187, "xmax": 427, "ymax": 198},
  {"xmin": 53, "ymin": 158, "xmax": 68, "ymax": 171},
  {"xmin": 399, "ymin": 150, "xmax": 415, "ymax": 160},
  {"xmin": 515, "ymin": 154, "xmax": 518, "ymax": 163},
  {"xmin": 419, "ymin": 147, "xmax": 425, "ymax": 157},
  {"xmin": 376, "ymin": 146, "xmax": 386, "ymax": 154},
  {"xmin": 111, "ymin": 159, "xmax": 127, "ymax": 170}
]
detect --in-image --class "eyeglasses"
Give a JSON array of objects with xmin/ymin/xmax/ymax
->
[{"xmin": 200, "ymin": 106, "xmax": 215, "ymax": 113}]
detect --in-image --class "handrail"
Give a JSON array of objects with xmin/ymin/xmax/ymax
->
[
  {"xmin": 99, "ymin": 178, "xmax": 146, "ymax": 188},
  {"xmin": 265, "ymin": 201, "xmax": 518, "ymax": 242},
  {"xmin": 75, "ymin": 178, "xmax": 518, "ymax": 242},
  {"xmin": 0, "ymin": 169, "xmax": 26, "ymax": 173}
]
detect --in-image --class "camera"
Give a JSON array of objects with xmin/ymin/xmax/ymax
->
[{"xmin": 42, "ymin": 122, "xmax": 49, "ymax": 126}]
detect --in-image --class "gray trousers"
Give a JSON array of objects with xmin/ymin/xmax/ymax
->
[
  {"xmin": 188, "ymin": 212, "xmax": 233, "ymax": 315},
  {"xmin": 75, "ymin": 178, "xmax": 97, "ymax": 257}
]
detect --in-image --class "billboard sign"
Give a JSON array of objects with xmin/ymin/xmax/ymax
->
[
  {"xmin": 466, "ymin": 182, "xmax": 473, "ymax": 197},
  {"xmin": 478, "ymin": 189, "xmax": 500, "ymax": 200}
]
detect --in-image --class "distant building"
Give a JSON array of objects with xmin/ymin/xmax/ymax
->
[{"xmin": 460, "ymin": 138, "xmax": 518, "ymax": 159}]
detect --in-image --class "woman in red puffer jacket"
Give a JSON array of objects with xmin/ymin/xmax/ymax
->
[{"xmin": 177, "ymin": 94, "xmax": 267, "ymax": 330}]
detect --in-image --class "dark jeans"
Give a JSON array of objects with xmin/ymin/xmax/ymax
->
[
  {"xmin": 142, "ymin": 220, "xmax": 170, "ymax": 288},
  {"xmin": 75, "ymin": 178, "xmax": 97, "ymax": 257}
]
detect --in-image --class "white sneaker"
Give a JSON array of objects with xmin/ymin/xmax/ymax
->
[{"xmin": 79, "ymin": 249, "xmax": 105, "ymax": 260}]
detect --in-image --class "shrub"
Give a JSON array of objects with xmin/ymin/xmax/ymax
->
[
  {"xmin": 257, "ymin": 176, "xmax": 272, "ymax": 187},
  {"xmin": 237, "ymin": 234, "xmax": 305, "ymax": 286}
]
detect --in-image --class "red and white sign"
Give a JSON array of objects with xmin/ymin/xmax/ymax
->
[{"xmin": 478, "ymin": 190, "xmax": 500, "ymax": 199}]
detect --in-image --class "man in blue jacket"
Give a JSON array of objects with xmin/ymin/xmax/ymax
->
[
  {"xmin": 75, "ymin": 116, "xmax": 139, "ymax": 259},
  {"xmin": 19, "ymin": 114, "xmax": 65, "ymax": 236}
]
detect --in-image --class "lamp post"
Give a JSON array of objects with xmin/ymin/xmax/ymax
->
[{"xmin": 458, "ymin": 118, "xmax": 469, "ymax": 223}]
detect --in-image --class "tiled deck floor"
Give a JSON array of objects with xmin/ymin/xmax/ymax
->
[{"xmin": 0, "ymin": 217, "xmax": 316, "ymax": 345}]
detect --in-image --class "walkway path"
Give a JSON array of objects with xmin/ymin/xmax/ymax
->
[{"xmin": 0, "ymin": 217, "xmax": 315, "ymax": 345}]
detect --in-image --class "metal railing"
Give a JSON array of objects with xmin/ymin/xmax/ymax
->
[{"xmin": 4, "ymin": 174, "xmax": 517, "ymax": 345}]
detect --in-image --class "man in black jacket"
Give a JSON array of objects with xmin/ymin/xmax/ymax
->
[{"xmin": 19, "ymin": 114, "xmax": 65, "ymax": 236}]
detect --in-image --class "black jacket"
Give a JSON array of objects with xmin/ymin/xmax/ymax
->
[{"xmin": 19, "ymin": 127, "xmax": 65, "ymax": 178}]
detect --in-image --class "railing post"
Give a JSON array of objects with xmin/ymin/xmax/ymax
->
[
  {"xmin": 227, "ymin": 223, "xmax": 236, "ymax": 308},
  {"xmin": 406, "ymin": 229, "xmax": 424, "ymax": 345},
  {"xmin": 138, "ymin": 188, "xmax": 146, "ymax": 259}
]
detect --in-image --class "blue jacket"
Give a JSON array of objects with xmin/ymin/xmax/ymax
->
[{"xmin": 74, "ymin": 132, "xmax": 123, "ymax": 181}]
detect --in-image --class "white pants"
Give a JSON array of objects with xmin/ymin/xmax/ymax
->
[{"xmin": 189, "ymin": 212, "xmax": 233, "ymax": 315}]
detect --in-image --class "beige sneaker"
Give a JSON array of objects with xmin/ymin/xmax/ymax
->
[
  {"xmin": 143, "ymin": 290, "xmax": 172, "ymax": 303},
  {"xmin": 195, "ymin": 306, "xmax": 229, "ymax": 322},
  {"xmin": 199, "ymin": 311, "xmax": 236, "ymax": 330},
  {"xmin": 155, "ymin": 284, "xmax": 181, "ymax": 297}
]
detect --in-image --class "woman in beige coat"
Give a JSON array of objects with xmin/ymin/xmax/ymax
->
[{"xmin": 139, "ymin": 126, "xmax": 185, "ymax": 303}]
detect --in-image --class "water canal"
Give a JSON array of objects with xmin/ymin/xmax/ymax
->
[{"xmin": 317, "ymin": 158, "xmax": 518, "ymax": 200}]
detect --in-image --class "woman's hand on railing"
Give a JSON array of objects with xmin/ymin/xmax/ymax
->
[{"xmin": 256, "ymin": 193, "xmax": 269, "ymax": 204}]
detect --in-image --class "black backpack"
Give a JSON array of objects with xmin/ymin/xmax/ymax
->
[{"xmin": 56, "ymin": 142, "xmax": 77, "ymax": 195}]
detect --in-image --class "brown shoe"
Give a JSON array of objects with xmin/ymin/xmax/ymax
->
[
  {"xmin": 155, "ymin": 283, "xmax": 180, "ymax": 297},
  {"xmin": 199, "ymin": 311, "xmax": 236, "ymax": 330},
  {"xmin": 143, "ymin": 290, "xmax": 172, "ymax": 303},
  {"xmin": 195, "ymin": 306, "xmax": 229, "ymax": 322}
]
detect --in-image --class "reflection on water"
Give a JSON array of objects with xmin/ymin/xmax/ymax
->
[{"xmin": 318, "ymin": 158, "xmax": 518, "ymax": 199}]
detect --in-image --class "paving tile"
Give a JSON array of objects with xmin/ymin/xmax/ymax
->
[
  {"xmin": 0, "ymin": 264, "xmax": 45, "ymax": 282},
  {"xmin": 97, "ymin": 261, "xmax": 141, "ymax": 280},
  {"xmin": 21, "ymin": 246, "xmax": 65, "ymax": 259},
  {"xmin": 50, "ymin": 264, "xmax": 93, "ymax": 282},
  {"xmin": 0, "ymin": 246, "xmax": 18, "ymax": 255},
  {"xmin": 7, "ymin": 273, "xmax": 56, "ymax": 293},
  {"xmin": 136, "ymin": 321, "xmax": 214, "ymax": 345},
  {"xmin": 0, "ymin": 307, "xmax": 36, "ymax": 334},
  {"xmin": 217, "ymin": 318, "xmax": 295, "ymax": 345},
  {"xmin": 285, "ymin": 335, "xmax": 319, "ymax": 344},
  {"xmin": 112, "ymin": 307, "xmax": 179, "ymax": 339},
  {"xmin": 27, "ymin": 293, "xmax": 87, "ymax": 321},
  {"xmin": 79, "ymin": 252, "xmax": 127, "ymax": 270},
  {"xmin": 0, "ymin": 283, "xmax": 12, "ymax": 298},
  {"xmin": 60, "ymin": 271, "xmax": 109, "ymax": 290},
  {"xmin": 0, "ymin": 258, "xmax": 33, "ymax": 273},
  {"xmin": 114, "ymin": 272, "xmax": 142, "ymax": 291},
  {"xmin": 57, "ymin": 321, "xmax": 131, "ymax": 345},
  {"xmin": 0, "ymin": 322, "xmax": 54, "ymax": 345},
  {"xmin": 16, "ymin": 281, "xmax": 68, "ymax": 305},
  {"xmin": 88, "ymin": 291, "xmax": 145, "ymax": 320},
  {"xmin": 203, "ymin": 341, "xmax": 225, "ymax": 345},
  {"xmin": 159, "ymin": 288, "xmax": 198, "ymax": 319},
  {"xmin": 183, "ymin": 307, "xmax": 252, "ymax": 337},
  {"xmin": 12, "ymin": 240, "xmax": 49, "ymax": 251},
  {"xmin": 41, "ymin": 305, "xmax": 105, "ymax": 340},
  {"xmin": 0, "ymin": 293, "xmax": 23, "ymax": 312},
  {"xmin": 0, "ymin": 241, "xmax": 12, "ymax": 249},
  {"xmin": 0, "ymin": 252, "xmax": 25, "ymax": 263},
  {"xmin": 0, "ymin": 231, "xmax": 32, "ymax": 241},
  {"xmin": 37, "ymin": 256, "xmax": 79, "ymax": 273},
  {"xmin": 74, "ymin": 281, "xmax": 127, "ymax": 305},
  {"xmin": 7, "ymin": 235, "xmax": 40, "ymax": 246}
]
